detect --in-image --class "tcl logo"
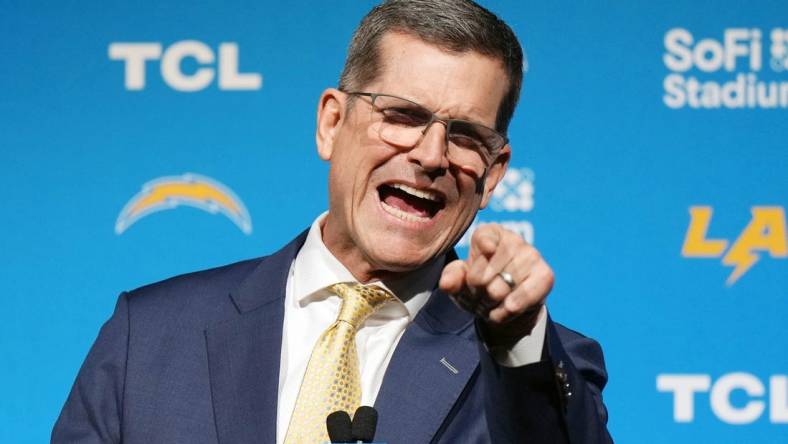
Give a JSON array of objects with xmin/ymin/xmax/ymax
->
[
  {"xmin": 657, "ymin": 373, "xmax": 787, "ymax": 424},
  {"xmin": 109, "ymin": 41, "xmax": 262, "ymax": 91}
]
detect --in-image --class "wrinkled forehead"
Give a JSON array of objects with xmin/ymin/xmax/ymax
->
[{"xmin": 368, "ymin": 32, "xmax": 509, "ymax": 126}]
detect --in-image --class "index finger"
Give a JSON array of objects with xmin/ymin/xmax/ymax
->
[{"xmin": 469, "ymin": 224, "xmax": 502, "ymax": 261}]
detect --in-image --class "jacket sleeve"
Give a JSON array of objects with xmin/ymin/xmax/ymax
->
[
  {"xmin": 51, "ymin": 292, "xmax": 130, "ymax": 443},
  {"xmin": 479, "ymin": 317, "xmax": 612, "ymax": 444}
]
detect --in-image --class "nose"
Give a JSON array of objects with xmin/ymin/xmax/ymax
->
[{"xmin": 407, "ymin": 121, "xmax": 450, "ymax": 171}]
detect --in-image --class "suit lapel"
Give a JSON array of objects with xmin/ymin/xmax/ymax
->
[
  {"xmin": 375, "ymin": 289, "xmax": 478, "ymax": 443},
  {"xmin": 545, "ymin": 316, "xmax": 586, "ymax": 444},
  {"xmin": 205, "ymin": 232, "xmax": 308, "ymax": 444},
  {"xmin": 204, "ymin": 236, "xmax": 478, "ymax": 443}
]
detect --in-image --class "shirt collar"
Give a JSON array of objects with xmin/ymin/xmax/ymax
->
[{"xmin": 291, "ymin": 212, "xmax": 445, "ymax": 321}]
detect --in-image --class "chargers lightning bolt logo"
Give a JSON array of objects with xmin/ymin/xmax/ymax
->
[
  {"xmin": 115, "ymin": 173, "xmax": 252, "ymax": 235},
  {"xmin": 681, "ymin": 206, "xmax": 787, "ymax": 285}
]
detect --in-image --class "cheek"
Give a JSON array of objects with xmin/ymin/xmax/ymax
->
[
  {"xmin": 366, "ymin": 120, "xmax": 380, "ymax": 141},
  {"xmin": 457, "ymin": 173, "xmax": 485, "ymax": 205}
]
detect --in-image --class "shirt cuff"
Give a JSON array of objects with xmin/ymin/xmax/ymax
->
[{"xmin": 489, "ymin": 305, "xmax": 548, "ymax": 367}]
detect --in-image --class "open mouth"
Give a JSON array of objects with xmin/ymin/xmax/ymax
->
[{"xmin": 378, "ymin": 183, "xmax": 445, "ymax": 222}]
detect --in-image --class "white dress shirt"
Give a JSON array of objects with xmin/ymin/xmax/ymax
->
[{"xmin": 275, "ymin": 213, "xmax": 547, "ymax": 444}]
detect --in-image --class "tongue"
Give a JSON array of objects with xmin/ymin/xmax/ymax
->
[{"xmin": 381, "ymin": 187, "xmax": 434, "ymax": 218}]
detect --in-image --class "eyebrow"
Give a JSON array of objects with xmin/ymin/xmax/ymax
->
[{"xmin": 409, "ymin": 96, "xmax": 493, "ymax": 128}]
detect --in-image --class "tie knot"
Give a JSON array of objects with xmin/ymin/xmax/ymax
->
[{"xmin": 330, "ymin": 282, "xmax": 395, "ymax": 329}]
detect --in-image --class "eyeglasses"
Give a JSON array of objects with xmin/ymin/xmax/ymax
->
[{"xmin": 345, "ymin": 92, "xmax": 508, "ymax": 177}]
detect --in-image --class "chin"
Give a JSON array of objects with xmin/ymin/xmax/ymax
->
[{"xmin": 365, "ymin": 243, "xmax": 437, "ymax": 273}]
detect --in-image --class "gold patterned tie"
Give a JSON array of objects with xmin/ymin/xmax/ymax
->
[{"xmin": 284, "ymin": 282, "xmax": 395, "ymax": 444}]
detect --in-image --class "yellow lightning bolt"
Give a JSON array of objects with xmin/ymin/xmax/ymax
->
[
  {"xmin": 115, "ymin": 174, "xmax": 252, "ymax": 235},
  {"xmin": 128, "ymin": 181, "xmax": 242, "ymax": 219},
  {"xmin": 722, "ymin": 207, "xmax": 787, "ymax": 286}
]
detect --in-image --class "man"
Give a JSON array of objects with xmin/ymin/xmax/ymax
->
[{"xmin": 54, "ymin": 1, "xmax": 611, "ymax": 442}]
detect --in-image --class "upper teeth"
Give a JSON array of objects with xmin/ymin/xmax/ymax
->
[{"xmin": 391, "ymin": 184, "xmax": 440, "ymax": 202}]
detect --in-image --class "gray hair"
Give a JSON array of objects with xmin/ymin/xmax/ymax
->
[{"xmin": 339, "ymin": 0, "xmax": 525, "ymax": 133}]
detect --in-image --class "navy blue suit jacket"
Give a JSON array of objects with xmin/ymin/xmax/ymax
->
[{"xmin": 53, "ymin": 231, "xmax": 612, "ymax": 443}]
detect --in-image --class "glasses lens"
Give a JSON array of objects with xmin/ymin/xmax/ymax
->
[
  {"xmin": 446, "ymin": 120, "xmax": 503, "ymax": 176},
  {"xmin": 373, "ymin": 95, "xmax": 432, "ymax": 148},
  {"xmin": 366, "ymin": 93, "xmax": 505, "ymax": 177}
]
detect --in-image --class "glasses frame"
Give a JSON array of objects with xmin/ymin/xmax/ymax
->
[{"xmin": 344, "ymin": 91, "xmax": 509, "ymax": 172}]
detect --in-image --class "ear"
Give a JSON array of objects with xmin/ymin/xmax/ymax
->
[
  {"xmin": 315, "ymin": 88, "xmax": 345, "ymax": 161},
  {"xmin": 479, "ymin": 145, "xmax": 511, "ymax": 209}
]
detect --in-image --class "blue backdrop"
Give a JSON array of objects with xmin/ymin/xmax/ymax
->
[{"xmin": 1, "ymin": 1, "xmax": 786, "ymax": 442}]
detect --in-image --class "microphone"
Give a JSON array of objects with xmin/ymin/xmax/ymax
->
[
  {"xmin": 351, "ymin": 406, "xmax": 378, "ymax": 443},
  {"xmin": 326, "ymin": 410, "xmax": 352, "ymax": 443}
]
